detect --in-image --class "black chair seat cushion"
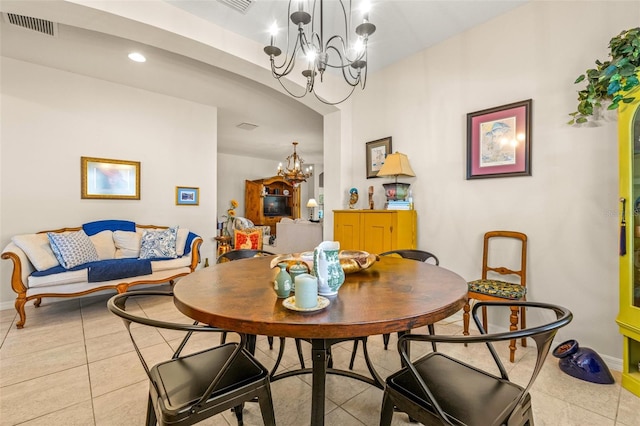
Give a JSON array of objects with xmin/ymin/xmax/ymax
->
[
  {"xmin": 151, "ymin": 343, "xmax": 268, "ymax": 416},
  {"xmin": 387, "ymin": 352, "xmax": 528, "ymax": 426}
]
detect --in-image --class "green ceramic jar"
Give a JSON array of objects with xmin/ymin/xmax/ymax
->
[
  {"xmin": 288, "ymin": 261, "xmax": 309, "ymax": 292},
  {"xmin": 274, "ymin": 262, "xmax": 292, "ymax": 298}
]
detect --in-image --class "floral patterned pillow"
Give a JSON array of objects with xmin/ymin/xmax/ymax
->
[
  {"xmin": 233, "ymin": 228, "xmax": 262, "ymax": 250},
  {"xmin": 139, "ymin": 227, "xmax": 178, "ymax": 259}
]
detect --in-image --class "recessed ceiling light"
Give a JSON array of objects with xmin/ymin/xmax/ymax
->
[{"xmin": 128, "ymin": 52, "xmax": 146, "ymax": 63}]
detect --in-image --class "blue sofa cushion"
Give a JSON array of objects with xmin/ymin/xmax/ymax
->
[{"xmin": 82, "ymin": 220, "xmax": 136, "ymax": 236}]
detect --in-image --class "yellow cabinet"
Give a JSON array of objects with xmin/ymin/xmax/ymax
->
[
  {"xmin": 333, "ymin": 210, "xmax": 417, "ymax": 254},
  {"xmin": 617, "ymin": 95, "xmax": 640, "ymax": 397}
]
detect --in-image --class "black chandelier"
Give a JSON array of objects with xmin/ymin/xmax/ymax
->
[{"xmin": 263, "ymin": 0, "xmax": 376, "ymax": 105}]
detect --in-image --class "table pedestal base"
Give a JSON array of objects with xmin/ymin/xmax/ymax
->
[{"xmin": 269, "ymin": 337, "xmax": 384, "ymax": 426}]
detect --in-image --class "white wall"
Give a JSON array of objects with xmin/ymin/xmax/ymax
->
[
  {"xmin": 0, "ymin": 57, "xmax": 218, "ymax": 307},
  {"xmin": 349, "ymin": 1, "xmax": 639, "ymax": 362}
]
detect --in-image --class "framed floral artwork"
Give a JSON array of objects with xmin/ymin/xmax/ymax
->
[{"xmin": 466, "ymin": 99, "xmax": 532, "ymax": 179}]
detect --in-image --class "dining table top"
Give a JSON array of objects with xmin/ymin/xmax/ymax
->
[{"xmin": 173, "ymin": 255, "xmax": 469, "ymax": 339}]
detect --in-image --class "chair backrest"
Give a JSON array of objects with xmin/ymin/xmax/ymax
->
[
  {"xmin": 107, "ymin": 291, "xmax": 246, "ymax": 411},
  {"xmin": 398, "ymin": 301, "xmax": 572, "ymax": 424},
  {"xmin": 380, "ymin": 249, "xmax": 439, "ymax": 265},
  {"xmin": 482, "ymin": 231, "xmax": 527, "ymax": 286},
  {"xmin": 217, "ymin": 249, "xmax": 275, "ymax": 263}
]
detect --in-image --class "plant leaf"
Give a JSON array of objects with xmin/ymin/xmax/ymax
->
[{"xmin": 574, "ymin": 74, "xmax": 586, "ymax": 84}]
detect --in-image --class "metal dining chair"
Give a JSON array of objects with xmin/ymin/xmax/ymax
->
[
  {"xmin": 348, "ymin": 249, "xmax": 440, "ymax": 370},
  {"xmin": 107, "ymin": 290, "xmax": 276, "ymax": 426},
  {"xmin": 381, "ymin": 301, "xmax": 572, "ymax": 426},
  {"xmin": 216, "ymin": 248, "xmax": 275, "ymax": 263}
]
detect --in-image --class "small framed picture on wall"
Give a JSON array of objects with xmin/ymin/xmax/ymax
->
[
  {"xmin": 176, "ymin": 186, "xmax": 199, "ymax": 206},
  {"xmin": 366, "ymin": 136, "xmax": 392, "ymax": 178}
]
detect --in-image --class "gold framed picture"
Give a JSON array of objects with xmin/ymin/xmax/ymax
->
[
  {"xmin": 81, "ymin": 156, "xmax": 140, "ymax": 200},
  {"xmin": 176, "ymin": 186, "xmax": 199, "ymax": 206}
]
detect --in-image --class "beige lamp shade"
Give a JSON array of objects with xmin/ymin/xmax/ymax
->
[
  {"xmin": 377, "ymin": 152, "xmax": 416, "ymax": 178},
  {"xmin": 306, "ymin": 198, "xmax": 319, "ymax": 208}
]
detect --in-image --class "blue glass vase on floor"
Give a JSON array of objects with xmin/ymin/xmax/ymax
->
[{"xmin": 552, "ymin": 339, "xmax": 615, "ymax": 384}]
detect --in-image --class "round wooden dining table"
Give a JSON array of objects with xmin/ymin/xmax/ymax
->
[{"xmin": 173, "ymin": 255, "xmax": 468, "ymax": 426}]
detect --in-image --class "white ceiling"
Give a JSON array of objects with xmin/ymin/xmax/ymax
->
[
  {"xmin": 167, "ymin": 0, "xmax": 527, "ymax": 73},
  {"xmin": 0, "ymin": 0, "xmax": 527, "ymax": 163}
]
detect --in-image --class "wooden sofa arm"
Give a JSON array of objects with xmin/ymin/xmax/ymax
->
[
  {"xmin": 1, "ymin": 242, "xmax": 32, "ymax": 295},
  {"xmin": 189, "ymin": 237, "xmax": 204, "ymax": 271}
]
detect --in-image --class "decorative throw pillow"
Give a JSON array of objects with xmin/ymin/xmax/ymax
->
[
  {"xmin": 47, "ymin": 230, "xmax": 100, "ymax": 269},
  {"xmin": 233, "ymin": 228, "xmax": 263, "ymax": 250},
  {"xmin": 113, "ymin": 231, "xmax": 141, "ymax": 259},
  {"xmin": 11, "ymin": 233, "xmax": 60, "ymax": 271},
  {"xmin": 89, "ymin": 230, "xmax": 116, "ymax": 260},
  {"xmin": 139, "ymin": 227, "xmax": 178, "ymax": 259}
]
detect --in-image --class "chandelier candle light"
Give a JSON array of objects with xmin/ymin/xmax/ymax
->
[
  {"xmin": 264, "ymin": 0, "xmax": 376, "ymax": 105},
  {"xmin": 277, "ymin": 142, "xmax": 313, "ymax": 185},
  {"xmin": 376, "ymin": 152, "xmax": 416, "ymax": 202}
]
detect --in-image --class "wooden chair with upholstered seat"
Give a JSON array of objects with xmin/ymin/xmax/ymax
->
[
  {"xmin": 107, "ymin": 291, "xmax": 276, "ymax": 426},
  {"xmin": 380, "ymin": 300, "xmax": 572, "ymax": 426},
  {"xmin": 463, "ymin": 230, "xmax": 528, "ymax": 362}
]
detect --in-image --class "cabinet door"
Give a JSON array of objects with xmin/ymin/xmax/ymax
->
[
  {"xmin": 334, "ymin": 212, "xmax": 361, "ymax": 251},
  {"xmin": 618, "ymin": 96, "xmax": 640, "ymax": 397},
  {"xmin": 362, "ymin": 213, "xmax": 394, "ymax": 254},
  {"xmin": 245, "ymin": 180, "xmax": 263, "ymax": 225}
]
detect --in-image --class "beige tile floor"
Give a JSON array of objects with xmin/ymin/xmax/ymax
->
[{"xmin": 1, "ymin": 286, "xmax": 639, "ymax": 425}]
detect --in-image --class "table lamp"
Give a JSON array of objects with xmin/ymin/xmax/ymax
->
[
  {"xmin": 306, "ymin": 198, "xmax": 318, "ymax": 220},
  {"xmin": 376, "ymin": 152, "xmax": 416, "ymax": 201}
]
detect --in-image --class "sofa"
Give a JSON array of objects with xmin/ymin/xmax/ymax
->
[
  {"xmin": 265, "ymin": 218, "xmax": 323, "ymax": 254},
  {"xmin": 1, "ymin": 219, "xmax": 202, "ymax": 328}
]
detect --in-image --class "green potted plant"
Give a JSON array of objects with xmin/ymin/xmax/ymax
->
[{"xmin": 569, "ymin": 27, "xmax": 640, "ymax": 124}]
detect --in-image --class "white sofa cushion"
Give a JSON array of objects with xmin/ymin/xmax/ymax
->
[
  {"xmin": 176, "ymin": 227, "xmax": 189, "ymax": 256},
  {"xmin": 47, "ymin": 230, "xmax": 99, "ymax": 269},
  {"xmin": 113, "ymin": 231, "xmax": 141, "ymax": 258},
  {"xmin": 11, "ymin": 233, "xmax": 59, "ymax": 271},
  {"xmin": 90, "ymin": 230, "xmax": 116, "ymax": 260},
  {"xmin": 151, "ymin": 256, "xmax": 192, "ymax": 272},
  {"xmin": 28, "ymin": 268, "xmax": 88, "ymax": 288}
]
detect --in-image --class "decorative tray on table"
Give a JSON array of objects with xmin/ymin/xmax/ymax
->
[{"xmin": 270, "ymin": 250, "xmax": 378, "ymax": 274}]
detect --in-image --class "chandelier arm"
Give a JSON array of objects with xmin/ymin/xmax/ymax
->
[
  {"xmin": 339, "ymin": 0, "xmax": 352, "ymax": 48},
  {"xmin": 275, "ymin": 76, "xmax": 311, "ymax": 99},
  {"xmin": 270, "ymin": 34, "xmax": 305, "ymax": 77},
  {"xmin": 324, "ymin": 45, "xmax": 361, "ymax": 86},
  {"xmin": 313, "ymin": 83, "xmax": 357, "ymax": 106},
  {"xmin": 323, "ymin": 36, "xmax": 363, "ymax": 68}
]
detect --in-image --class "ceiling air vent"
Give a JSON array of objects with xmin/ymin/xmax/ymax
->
[
  {"xmin": 3, "ymin": 13, "xmax": 57, "ymax": 36},
  {"xmin": 236, "ymin": 122, "xmax": 258, "ymax": 131},
  {"xmin": 217, "ymin": 0, "xmax": 254, "ymax": 14}
]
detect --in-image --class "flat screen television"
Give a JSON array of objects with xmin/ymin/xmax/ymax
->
[{"xmin": 264, "ymin": 196, "xmax": 290, "ymax": 217}]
